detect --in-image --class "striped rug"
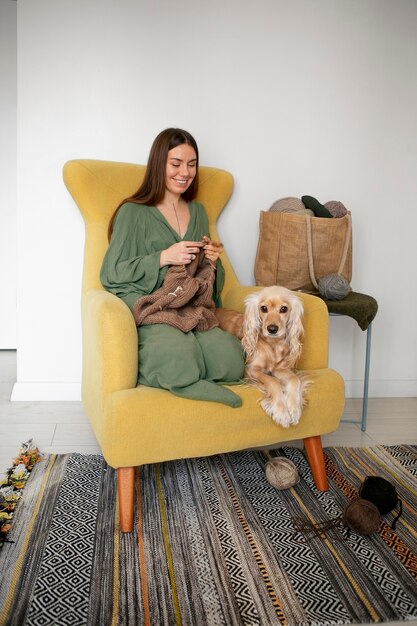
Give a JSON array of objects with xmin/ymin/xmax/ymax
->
[{"xmin": 1, "ymin": 445, "xmax": 417, "ymax": 625}]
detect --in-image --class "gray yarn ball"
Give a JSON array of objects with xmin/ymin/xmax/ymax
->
[{"xmin": 318, "ymin": 274, "xmax": 351, "ymax": 300}]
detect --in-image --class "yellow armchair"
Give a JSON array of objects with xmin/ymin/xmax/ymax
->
[{"xmin": 63, "ymin": 159, "xmax": 345, "ymax": 532}]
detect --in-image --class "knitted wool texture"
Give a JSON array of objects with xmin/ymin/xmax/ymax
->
[{"xmin": 133, "ymin": 252, "xmax": 219, "ymax": 332}]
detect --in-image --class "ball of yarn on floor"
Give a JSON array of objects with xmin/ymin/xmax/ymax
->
[
  {"xmin": 359, "ymin": 475, "xmax": 403, "ymax": 529},
  {"xmin": 359, "ymin": 475, "xmax": 399, "ymax": 514},
  {"xmin": 265, "ymin": 457, "xmax": 300, "ymax": 489},
  {"xmin": 324, "ymin": 200, "xmax": 348, "ymax": 218},
  {"xmin": 318, "ymin": 273, "xmax": 351, "ymax": 300},
  {"xmin": 343, "ymin": 498, "xmax": 381, "ymax": 535}
]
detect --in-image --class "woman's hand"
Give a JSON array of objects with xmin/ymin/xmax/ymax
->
[
  {"xmin": 160, "ymin": 241, "xmax": 203, "ymax": 267},
  {"xmin": 202, "ymin": 235, "xmax": 224, "ymax": 264}
]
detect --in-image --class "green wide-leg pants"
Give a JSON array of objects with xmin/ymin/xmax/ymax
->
[{"xmin": 137, "ymin": 324, "xmax": 245, "ymax": 407}]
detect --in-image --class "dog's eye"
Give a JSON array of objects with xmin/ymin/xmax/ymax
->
[
  {"xmin": 280, "ymin": 306, "xmax": 288, "ymax": 313},
  {"xmin": 260, "ymin": 305, "xmax": 268, "ymax": 313}
]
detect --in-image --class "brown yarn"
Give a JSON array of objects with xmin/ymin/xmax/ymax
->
[
  {"xmin": 292, "ymin": 497, "xmax": 382, "ymax": 543},
  {"xmin": 132, "ymin": 252, "xmax": 218, "ymax": 332},
  {"xmin": 292, "ymin": 516, "xmax": 345, "ymax": 542},
  {"xmin": 324, "ymin": 200, "xmax": 348, "ymax": 218},
  {"xmin": 343, "ymin": 498, "xmax": 381, "ymax": 535}
]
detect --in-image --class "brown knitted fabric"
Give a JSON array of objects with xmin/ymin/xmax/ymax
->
[{"xmin": 133, "ymin": 252, "xmax": 219, "ymax": 332}]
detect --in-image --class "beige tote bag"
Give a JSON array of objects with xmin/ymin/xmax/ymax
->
[{"xmin": 254, "ymin": 211, "xmax": 352, "ymax": 292}]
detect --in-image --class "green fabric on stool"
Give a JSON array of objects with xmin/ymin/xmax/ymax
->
[{"xmin": 322, "ymin": 292, "xmax": 378, "ymax": 330}]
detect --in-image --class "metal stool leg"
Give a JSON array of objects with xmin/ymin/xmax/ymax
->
[
  {"xmin": 361, "ymin": 322, "xmax": 372, "ymax": 432},
  {"xmin": 331, "ymin": 313, "xmax": 372, "ymax": 431}
]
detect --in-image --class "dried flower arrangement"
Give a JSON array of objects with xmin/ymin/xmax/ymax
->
[{"xmin": 0, "ymin": 439, "xmax": 43, "ymax": 547}]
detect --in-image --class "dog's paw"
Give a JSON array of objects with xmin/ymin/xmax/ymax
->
[
  {"xmin": 260, "ymin": 398, "xmax": 292, "ymax": 428},
  {"xmin": 286, "ymin": 398, "xmax": 303, "ymax": 425},
  {"xmin": 285, "ymin": 372, "xmax": 312, "ymax": 425},
  {"xmin": 298, "ymin": 372, "xmax": 314, "ymax": 398},
  {"xmin": 288, "ymin": 410, "xmax": 301, "ymax": 426}
]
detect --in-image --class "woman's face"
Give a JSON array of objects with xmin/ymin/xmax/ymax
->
[{"xmin": 165, "ymin": 143, "xmax": 197, "ymax": 196}]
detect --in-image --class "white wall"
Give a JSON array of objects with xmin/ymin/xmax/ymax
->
[
  {"xmin": 0, "ymin": 0, "xmax": 17, "ymax": 348},
  {"xmin": 11, "ymin": 0, "xmax": 417, "ymax": 400}
]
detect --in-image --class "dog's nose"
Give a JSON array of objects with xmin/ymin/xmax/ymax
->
[{"xmin": 267, "ymin": 324, "xmax": 279, "ymax": 335}]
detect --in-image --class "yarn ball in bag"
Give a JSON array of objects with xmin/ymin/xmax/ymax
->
[
  {"xmin": 265, "ymin": 457, "xmax": 300, "ymax": 489},
  {"xmin": 324, "ymin": 200, "xmax": 348, "ymax": 218},
  {"xmin": 343, "ymin": 498, "xmax": 381, "ymax": 535},
  {"xmin": 269, "ymin": 197, "xmax": 306, "ymax": 213},
  {"xmin": 318, "ymin": 273, "xmax": 351, "ymax": 300},
  {"xmin": 302, "ymin": 195, "xmax": 333, "ymax": 218}
]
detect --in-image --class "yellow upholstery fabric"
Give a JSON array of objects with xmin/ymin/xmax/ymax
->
[{"xmin": 63, "ymin": 159, "xmax": 345, "ymax": 470}]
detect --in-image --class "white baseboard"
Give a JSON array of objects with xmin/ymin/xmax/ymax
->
[
  {"xmin": 345, "ymin": 379, "xmax": 417, "ymax": 398},
  {"xmin": 10, "ymin": 382, "xmax": 82, "ymax": 401},
  {"xmin": 9, "ymin": 379, "xmax": 417, "ymax": 402}
]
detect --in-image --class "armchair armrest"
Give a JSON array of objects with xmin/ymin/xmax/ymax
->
[
  {"xmin": 81, "ymin": 289, "xmax": 138, "ymax": 415},
  {"xmin": 222, "ymin": 286, "xmax": 329, "ymax": 370}
]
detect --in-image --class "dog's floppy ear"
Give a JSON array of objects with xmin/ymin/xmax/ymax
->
[
  {"xmin": 242, "ymin": 292, "xmax": 261, "ymax": 361},
  {"xmin": 286, "ymin": 294, "xmax": 304, "ymax": 363}
]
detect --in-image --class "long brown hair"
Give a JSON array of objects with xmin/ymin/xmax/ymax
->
[{"xmin": 108, "ymin": 128, "xmax": 199, "ymax": 240}]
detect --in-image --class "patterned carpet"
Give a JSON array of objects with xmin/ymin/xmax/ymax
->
[{"xmin": 1, "ymin": 445, "xmax": 417, "ymax": 626}]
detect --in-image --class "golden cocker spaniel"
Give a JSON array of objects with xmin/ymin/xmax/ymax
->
[{"xmin": 216, "ymin": 285, "xmax": 310, "ymax": 427}]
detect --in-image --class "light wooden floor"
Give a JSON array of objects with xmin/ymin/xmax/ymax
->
[{"xmin": 1, "ymin": 349, "xmax": 416, "ymax": 625}]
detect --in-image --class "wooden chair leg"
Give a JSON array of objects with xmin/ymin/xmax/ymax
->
[
  {"xmin": 303, "ymin": 435, "xmax": 328, "ymax": 491},
  {"xmin": 117, "ymin": 466, "xmax": 135, "ymax": 533}
]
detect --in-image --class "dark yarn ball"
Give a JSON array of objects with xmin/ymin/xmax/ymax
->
[
  {"xmin": 343, "ymin": 498, "xmax": 381, "ymax": 535},
  {"xmin": 359, "ymin": 475, "xmax": 403, "ymax": 529},
  {"xmin": 359, "ymin": 476, "xmax": 398, "ymax": 514}
]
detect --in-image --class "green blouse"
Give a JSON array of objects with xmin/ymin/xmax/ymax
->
[{"xmin": 100, "ymin": 200, "xmax": 225, "ymax": 312}]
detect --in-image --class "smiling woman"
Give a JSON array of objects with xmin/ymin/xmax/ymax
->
[
  {"xmin": 156, "ymin": 144, "xmax": 198, "ymax": 244},
  {"xmin": 100, "ymin": 128, "xmax": 245, "ymax": 407}
]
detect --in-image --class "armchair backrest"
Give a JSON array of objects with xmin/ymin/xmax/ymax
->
[{"xmin": 63, "ymin": 159, "xmax": 240, "ymax": 298}]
